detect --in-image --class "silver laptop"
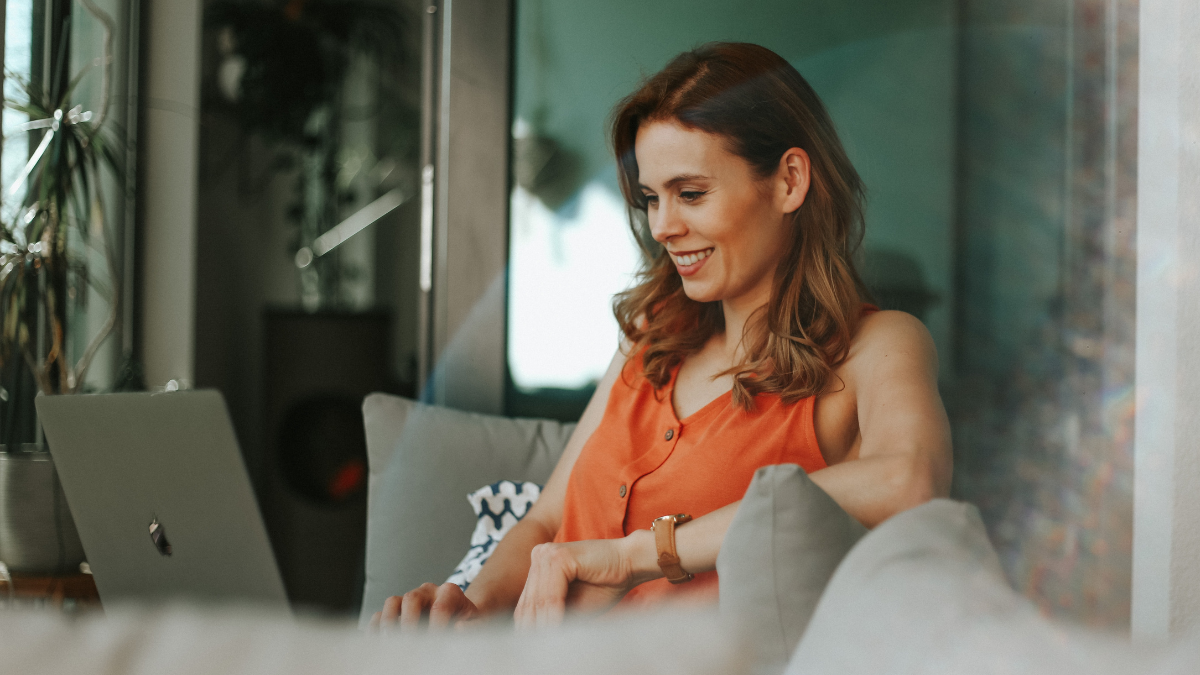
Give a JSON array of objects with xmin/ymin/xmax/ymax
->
[{"xmin": 36, "ymin": 390, "xmax": 289, "ymax": 609}]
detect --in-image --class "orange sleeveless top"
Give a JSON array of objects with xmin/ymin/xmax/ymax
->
[{"xmin": 553, "ymin": 352, "xmax": 829, "ymax": 607}]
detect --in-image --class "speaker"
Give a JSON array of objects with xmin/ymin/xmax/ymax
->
[{"xmin": 261, "ymin": 309, "xmax": 394, "ymax": 614}]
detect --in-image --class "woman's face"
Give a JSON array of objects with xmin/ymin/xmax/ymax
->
[{"xmin": 634, "ymin": 120, "xmax": 807, "ymax": 309}]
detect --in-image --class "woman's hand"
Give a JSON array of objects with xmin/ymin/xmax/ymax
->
[
  {"xmin": 371, "ymin": 582, "xmax": 480, "ymax": 631},
  {"xmin": 513, "ymin": 530, "xmax": 657, "ymax": 629}
]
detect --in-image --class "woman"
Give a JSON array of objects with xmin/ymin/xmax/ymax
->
[{"xmin": 375, "ymin": 42, "xmax": 952, "ymax": 629}]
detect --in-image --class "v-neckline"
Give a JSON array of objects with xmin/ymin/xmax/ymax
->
[{"xmin": 667, "ymin": 362, "xmax": 734, "ymax": 425}]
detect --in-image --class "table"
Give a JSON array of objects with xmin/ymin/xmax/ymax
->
[{"xmin": 0, "ymin": 571, "xmax": 101, "ymax": 612}]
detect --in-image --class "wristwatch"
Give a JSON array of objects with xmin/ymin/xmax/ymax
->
[{"xmin": 652, "ymin": 513, "xmax": 694, "ymax": 584}]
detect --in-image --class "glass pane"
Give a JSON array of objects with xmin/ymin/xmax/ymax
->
[
  {"xmin": 507, "ymin": 2, "xmax": 960, "ymax": 404},
  {"xmin": 951, "ymin": 1, "xmax": 1138, "ymax": 625},
  {"xmin": 194, "ymin": 1, "xmax": 422, "ymax": 614},
  {"xmin": 1, "ymin": 0, "xmax": 138, "ymax": 445},
  {"xmin": 507, "ymin": 0, "xmax": 1136, "ymax": 626},
  {"xmin": 2, "ymin": 0, "xmax": 34, "ymax": 214}
]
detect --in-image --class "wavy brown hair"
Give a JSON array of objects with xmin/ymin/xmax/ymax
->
[{"xmin": 611, "ymin": 42, "xmax": 869, "ymax": 409}]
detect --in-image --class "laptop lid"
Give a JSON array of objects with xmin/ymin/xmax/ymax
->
[{"xmin": 36, "ymin": 390, "xmax": 288, "ymax": 609}]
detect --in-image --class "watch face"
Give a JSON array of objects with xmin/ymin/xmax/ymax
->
[{"xmin": 653, "ymin": 514, "xmax": 692, "ymax": 529}]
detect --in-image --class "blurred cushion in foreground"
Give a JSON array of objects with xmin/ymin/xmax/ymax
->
[
  {"xmin": 788, "ymin": 499, "xmax": 1197, "ymax": 675},
  {"xmin": 0, "ymin": 604, "xmax": 748, "ymax": 675}
]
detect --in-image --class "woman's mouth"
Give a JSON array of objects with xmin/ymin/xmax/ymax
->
[{"xmin": 671, "ymin": 247, "xmax": 713, "ymax": 276}]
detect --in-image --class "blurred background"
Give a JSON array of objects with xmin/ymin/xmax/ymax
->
[{"xmin": 0, "ymin": 0, "xmax": 1138, "ymax": 626}]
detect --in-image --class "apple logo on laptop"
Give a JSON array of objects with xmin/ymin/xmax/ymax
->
[{"xmin": 149, "ymin": 518, "xmax": 173, "ymax": 556}]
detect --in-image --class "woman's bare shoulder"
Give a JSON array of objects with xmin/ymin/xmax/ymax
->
[{"xmin": 843, "ymin": 310, "xmax": 938, "ymax": 380}]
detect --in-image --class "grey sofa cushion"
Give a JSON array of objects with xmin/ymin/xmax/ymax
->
[
  {"xmin": 785, "ymin": 499, "xmax": 1188, "ymax": 675},
  {"xmin": 358, "ymin": 394, "xmax": 574, "ymax": 625},
  {"xmin": 717, "ymin": 464, "xmax": 867, "ymax": 671},
  {"xmin": 788, "ymin": 500, "xmax": 1004, "ymax": 674}
]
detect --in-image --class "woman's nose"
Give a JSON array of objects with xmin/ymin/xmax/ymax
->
[{"xmin": 649, "ymin": 202, "xmax": 687, "ymax": 243}]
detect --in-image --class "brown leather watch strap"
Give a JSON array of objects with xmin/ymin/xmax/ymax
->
[{"xmin": 652, "ymin": 514, "xmax": 694, "ymax": 584}]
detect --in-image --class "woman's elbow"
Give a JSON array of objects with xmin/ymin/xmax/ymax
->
[{"xmin": 894, "ymin": 452, "xmax": 949, "ymax": 511}]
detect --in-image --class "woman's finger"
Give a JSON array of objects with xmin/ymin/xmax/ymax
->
[
  {"xmin": 379, "ymin": 595, "xmax": 403, "ymax": 625},
  {"xmin": 535, "ymin": 595, "xmax": 566, "ymax": 629},
  {"xmin": 514, "ymin": 556, "xmax": 542, "ymax": 629},
  {"xmin": 517, "ymin": 543, "xmax": 572, "ymax": 630},
  {"xmin": 514, "ymin": 578, "xmax": 532, "ymax": 629},
  {"xmin": 399, "ymin": 583, "xmax": 438, "ymax": 630},
  {"xmin": 429, "ymin": 582, "xmax": 472, "ymax": 629}
]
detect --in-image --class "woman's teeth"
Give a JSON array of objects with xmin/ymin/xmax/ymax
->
[{"xmin": 673, "ymin": 248, "xmax": 713, "ymax": 266}]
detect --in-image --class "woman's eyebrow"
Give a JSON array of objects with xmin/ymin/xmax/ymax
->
[
  {"xmin": 664, "ymin": 173, "xmax": 711, "ymax": 187},
  {"xmin": 639, "ymin": 174, "xmax": 712, "ymax": 192}
]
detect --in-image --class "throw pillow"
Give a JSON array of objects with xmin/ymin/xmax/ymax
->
[
  {"xmin": 446, "ymin": 480, "xmax": 542, "ymax": 590},
  {"xmin": 787, "ymin": 499, "xmax": 1196, "ymax": 675},
  {"xmin": 358, "ymin": 394, "xmax": 574, "ymax": 625},
  {"xmin": 787, "ymin": 499, "xmax": 1008, "ymax": 674},
  {"xmin": 717, "ymin": 464, "xmax": 867, "ymax": 672}
]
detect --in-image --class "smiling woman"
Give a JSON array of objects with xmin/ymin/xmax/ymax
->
[
  {"xmin": 612, "ymin": 43, "xmax": 869, "ymax": 411},
  {"xmin": 375, "ymin": 42, "xmax": 951, "ymax": 629}
]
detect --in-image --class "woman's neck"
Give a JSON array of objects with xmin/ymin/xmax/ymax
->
[{"xmin": 718, "ymin": 283, "xmax": 772, "ymax": 365}]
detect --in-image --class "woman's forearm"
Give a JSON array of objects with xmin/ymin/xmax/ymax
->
[
  {"xmin": 464, "ymin": 516, "xmax": 557, "ymax": 614},
  {"xmin": 807, "ymin": 453, "xmax": 939, "ymax": 528},
  {"xmin": 617, "ymin": 454, "xmax": 933, "ymax": 583},
  {"xmin": 620, "ymin": 501, "xmax": 741, "ymax": 582}
]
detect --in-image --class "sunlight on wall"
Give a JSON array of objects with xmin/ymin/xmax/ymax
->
[{"xmin": 507, "ymin": 180, "xmax": 641, "ymax": 390}]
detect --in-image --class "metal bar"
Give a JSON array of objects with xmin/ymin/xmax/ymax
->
[
  {"xmin": 415, "ymin": 2, "xmax": 440, "ymax": 396},
  {"xmin": 312, "ymin": 188, "xmax": 407, "ymax": 257},
  {"xmin": 122, "ymin": 0, "xmax": 141, "ymax": 360},
  {"xmin": 430, "ymin": 0, "xmax": 453, "ymax": 406}
]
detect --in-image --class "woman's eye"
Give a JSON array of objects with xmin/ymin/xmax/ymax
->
[
  {"xmin": 644, "ymin": 195, "xmax": 659, "ymax": 208},
  {"xmin": 680, "ymin": 191, "xmax": 706, "ymax": 203}
]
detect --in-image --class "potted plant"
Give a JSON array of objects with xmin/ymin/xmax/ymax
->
[{"xmin": 0, "ymin": 1, "xmax": 122, "ymax": 575}]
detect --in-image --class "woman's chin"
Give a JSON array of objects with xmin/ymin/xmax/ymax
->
[{"xmin": 680, "ymin": 281, "xmax": 720, "ymax": 304}]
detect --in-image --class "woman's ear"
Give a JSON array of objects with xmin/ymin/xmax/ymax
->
[{"xmin": 777, "ymin": 147, "xmax": 811, "ymax": 214}]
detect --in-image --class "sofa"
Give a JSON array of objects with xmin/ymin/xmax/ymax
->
[{"xmin": 2, "ymin": 394, "xmax": 1198, "ymax": 675}]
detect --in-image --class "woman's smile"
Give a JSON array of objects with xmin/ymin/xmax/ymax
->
[{"xmin": 670, "ymin": 247, "xmax": 714, "ymax": 276}]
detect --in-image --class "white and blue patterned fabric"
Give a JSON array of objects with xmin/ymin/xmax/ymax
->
[{"xmin": 446, "ymin": 480, "xmax": 542, "ymax": 590}]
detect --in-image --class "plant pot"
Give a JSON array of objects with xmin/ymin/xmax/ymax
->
[{"xmin": 0, "ymin": 445, "xmax": 86, "ymax": 574}]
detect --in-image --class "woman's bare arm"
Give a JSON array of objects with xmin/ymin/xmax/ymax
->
[
  {"xmin": 814, "ymin": 311, "xmax": 952, "ymax": 524},
  {"xmin": 374, "ymin": 346, "xmax": 629, "ymax": 628}
]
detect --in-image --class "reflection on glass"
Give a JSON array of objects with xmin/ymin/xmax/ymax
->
[
  {"xmin": 949, "ymin": 0, "xmax": 1137, "ymax": 626},
  {"xmin": 1, "ymin": 1, "xmax": 33, "ymax": 221},
  {"xmin": 204, "ymin": 2, "xmax": 416, "ymax": 311},
  {"xmin": 1, "ymin": 0, "xmax": 136, "ymax": 408},
  {"xmin": 508, "ymin": 174, "xmax": 640, "ymax": 390},
  {"xmin": 507, "ymin": 0, "xmax": 961, "ymax": 408}
]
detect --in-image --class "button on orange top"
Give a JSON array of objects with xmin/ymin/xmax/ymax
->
[{"xmin": 554, "ymin": 350, "xmax": 829, "ymax": 607}]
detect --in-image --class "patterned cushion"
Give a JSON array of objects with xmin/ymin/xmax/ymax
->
[{"xmin": 447, "ymin": 480, "xmax": 542, "ymax": 590}]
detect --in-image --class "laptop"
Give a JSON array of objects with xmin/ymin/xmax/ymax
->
[{"xmin": 36, "ymin": 390, "xmax": 289, "ymax": 610}]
